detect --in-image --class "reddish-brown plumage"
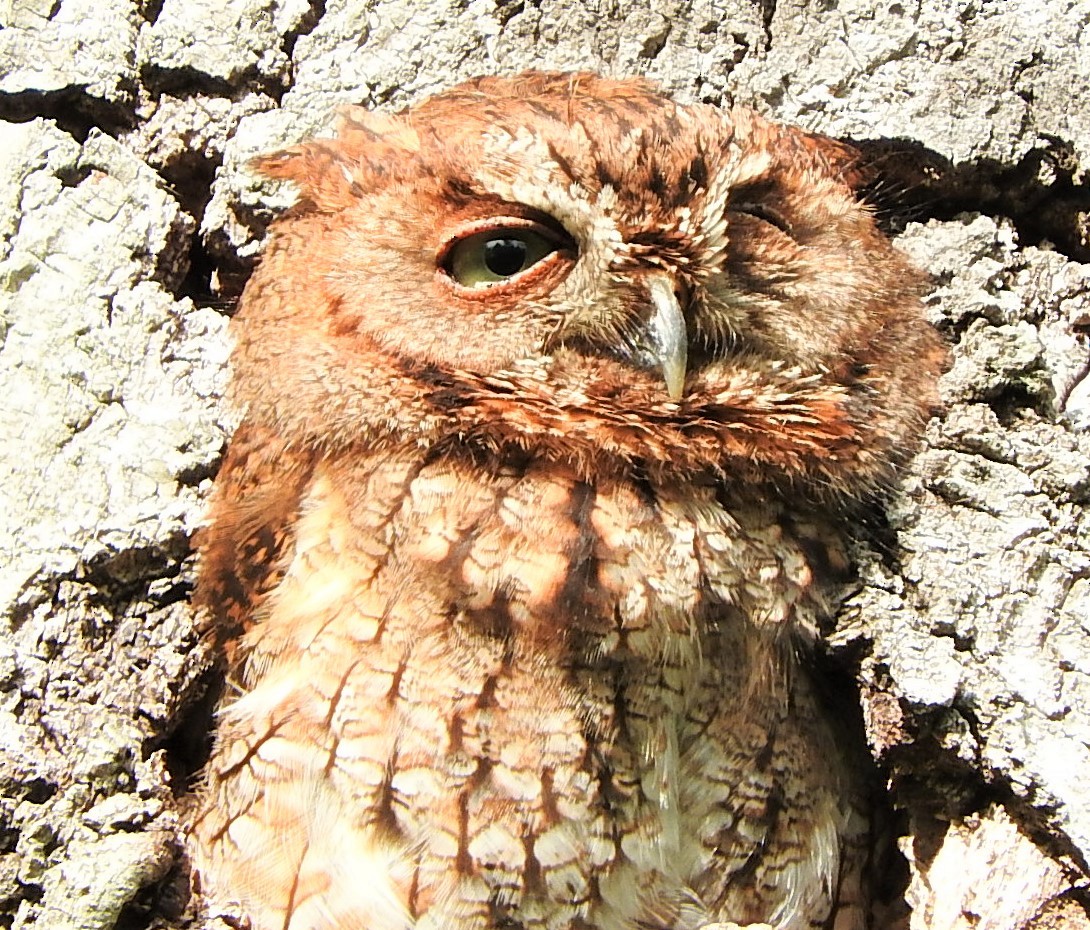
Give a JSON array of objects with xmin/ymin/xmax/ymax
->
[{"xmin": 191, "ymin": 72, "xmax": 946, "ymax": 930}]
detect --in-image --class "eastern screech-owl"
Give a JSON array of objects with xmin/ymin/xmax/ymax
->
[{"xmin": 189, "ymin": 72, "xmax": 945, "ymax": 930}]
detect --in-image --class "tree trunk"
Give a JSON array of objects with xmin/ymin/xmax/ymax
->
[{"xmin": 2, "ymin": 1, "xmax": 1088, "ymax": 927}]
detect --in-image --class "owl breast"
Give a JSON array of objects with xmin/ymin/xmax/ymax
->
[{"xmin": 192, "ymin": 450, "xmax": 850, "ymax": 930}]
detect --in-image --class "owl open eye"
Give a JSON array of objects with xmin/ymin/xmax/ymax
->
[{"xmin": 440, "ymin": 219, "xmax": 574, "ymax": 289}]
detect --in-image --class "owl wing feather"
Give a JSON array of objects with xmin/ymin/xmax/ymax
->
[{"xmin": 194, "ymin": 419, "xmax": 314, "ymax": 651}]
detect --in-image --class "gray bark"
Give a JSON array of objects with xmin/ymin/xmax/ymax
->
[{"xmin": 1, "ymin": 1, "xmax": 1088, "ymax": 927}]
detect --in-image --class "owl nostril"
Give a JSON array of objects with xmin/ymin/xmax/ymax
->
[
  {"xmin": 670, "ymin": 278, "xmax": 692, "ymax": 307},
  {"xmin": 544, "ymin": 275, "xmax": 693, "ymax": 400}
]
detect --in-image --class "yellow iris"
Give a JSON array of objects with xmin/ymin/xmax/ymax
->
[{"xmin": 447, "ymin": 229, "xmax": 559, "ymax": 287}]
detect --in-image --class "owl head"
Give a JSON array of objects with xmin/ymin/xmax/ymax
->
[{"xmin": 230, "ymin": 72, "xmax": 946, "ymax": 495}]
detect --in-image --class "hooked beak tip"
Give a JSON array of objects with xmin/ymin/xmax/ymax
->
[{"xmin": 662, "ymin": 357, "xmax": 686, "ymax": 402}]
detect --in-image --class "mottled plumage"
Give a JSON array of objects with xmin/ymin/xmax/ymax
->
[{"xmin": 189, "ymin": 72, "xmax": 946, "ymax": 930}]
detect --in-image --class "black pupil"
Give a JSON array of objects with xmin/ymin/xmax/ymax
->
[{"xmin": 484, "ymin": 238, "xmax": 528, "ymax": 277}]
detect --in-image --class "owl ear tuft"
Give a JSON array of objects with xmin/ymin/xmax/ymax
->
[
  {"xmin": 251, "ymin": 107, "xmax": 421, "ymax": 212},
  {"xmin": 250, "ymin": 145, "xmax": 316, "ymax": 184},
  {"xmin": 333, "ymin": 105, "xmax": 421, "ymax": 155},
  {"xmin": 249, "ymin": 142, "xmax": 360, "ymax": 212}
]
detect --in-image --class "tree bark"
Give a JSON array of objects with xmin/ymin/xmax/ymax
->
[{"xmin": 2, "ymin": 1, "xmax": 1088, "ymax": 927}]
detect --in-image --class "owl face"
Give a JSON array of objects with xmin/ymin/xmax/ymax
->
[{"xmin": 233, "ymin": 72, "xmax": 945, "ymax": 491}]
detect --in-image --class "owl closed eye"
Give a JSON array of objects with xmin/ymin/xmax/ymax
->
[{"xmin": 190, "ymin": 71, "xmax": 945, "ymax": 930}]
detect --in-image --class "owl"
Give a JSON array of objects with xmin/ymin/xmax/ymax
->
[{"xmin": 189, "ymin": 72, "xmax": 946, "ymax": 930}]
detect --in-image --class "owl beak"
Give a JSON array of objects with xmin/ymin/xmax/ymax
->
[{"xmin": 645, "ymin": 275, "xmax": 688, "ymax": 401}]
